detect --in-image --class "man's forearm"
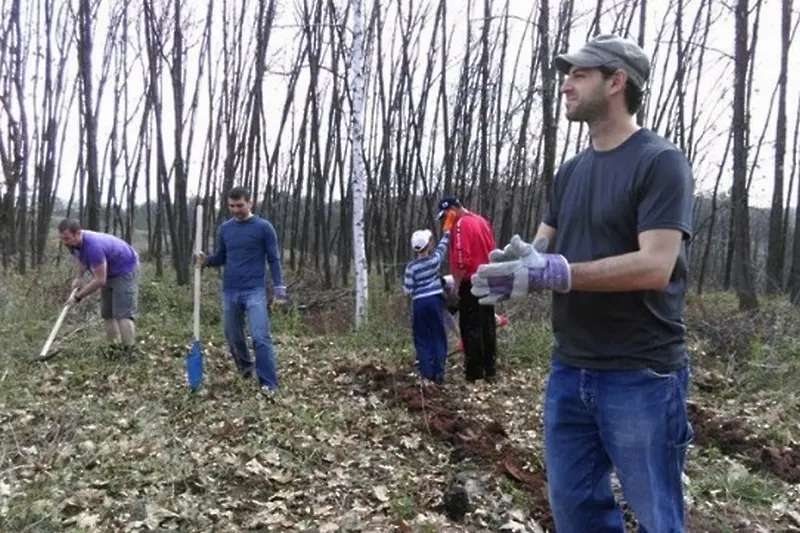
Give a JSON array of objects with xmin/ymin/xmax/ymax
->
[
  {"xmin": 270, "ymin": 266, "xmax": 285, "ymax": 289},
  {"xmin": 533, "ymin": 235, "xmax": 550, "ymax": 253},
  {"xmin": 204, "ymin": 252, "xmax": 223, "ymax": 267},
  {"xmin": 266, "ymin": 247, "xmax": 284, "ymax": 289},
  {"xmin": 533, "ymin": 223, "xmax": 556, "ymax": 253},
  {"xmin": 76, "ymin": 278, "xmax": 105, "ymax": 299},
  {"xmin": 569, "ymin": 251, "xmax": 671, "ymax": 292},
  {"xmin": 266, "ymin": 255, "xmax": 286, "ymax": 298},
  {"xmin": 204, "ymin": 234, "xmax": 226, "ymax": 267}
]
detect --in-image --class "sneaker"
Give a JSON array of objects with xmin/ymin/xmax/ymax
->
[
  {"xmin": 259, "ymin": 385, "xmax": 279, "ymax": 402},
  {"xmin": 235, "ymin": 357, "xmax": 255, "ymax": 376}
]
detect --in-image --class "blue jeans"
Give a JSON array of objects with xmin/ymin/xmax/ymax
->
[
  {"xmin": 222, "ymin": 288, "xmax": 278, "ymax": 390},
  {"xmin": 543, "ymin": 358, "xmax": 693, "ymax": 533},
  {"xmin": 411, "ymin": 294, "xmax": 448, "ymax": 381}
]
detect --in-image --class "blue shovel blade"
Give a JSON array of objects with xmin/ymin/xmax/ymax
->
[{"xmin": 187, "ymin": 340, "xmax": 204, "ymax": 390}]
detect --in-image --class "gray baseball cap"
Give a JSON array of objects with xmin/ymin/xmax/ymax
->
[{"xmin": 554, "ymin": 34, "xmax": 651, "ymax": 89}]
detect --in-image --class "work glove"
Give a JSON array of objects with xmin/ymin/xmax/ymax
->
[
  {"xmin": 487, "ymin": 234, "xmax": 548, "ymax": 263},
  {"xmin": 470, "ymin": 235, "xmax": 571, "ymax": 305},
  {"xmin": 273, "ymin": 285, "xmax": 288, "ymax": 306}
]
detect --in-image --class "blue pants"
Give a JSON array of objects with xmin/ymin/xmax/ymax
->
[
  {"xmin": 543, "ymin": 359, "xmax": 693, "ymax": 533},
  {"xmin": 411, "ymin": 295, "xmax": 448, "ymax": 381},
  {"xmin": 222, "ymin": 288, "xmax": 279, "ymax": 390}
]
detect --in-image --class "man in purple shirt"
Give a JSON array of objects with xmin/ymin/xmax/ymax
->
[{"xmin": 58, "ymin": 219, "xmax": 141, "ymax": 361}]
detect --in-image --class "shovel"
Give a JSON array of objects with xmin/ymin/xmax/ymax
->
[
  {"xmin": 36, "ymin": 288, "xmax": 78, "ymax": 361},
  {"xmin": 186, "ymin": 204, "xmax": 205, "ymax": 390}
]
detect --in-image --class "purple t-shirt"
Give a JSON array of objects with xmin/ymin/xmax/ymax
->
[{"xmin": 70, "ymin": 230, "xmax": 139, "ymax": 277}]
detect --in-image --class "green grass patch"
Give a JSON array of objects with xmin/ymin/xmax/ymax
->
[{"xmin": 688, "ymin": 458, "xmax": 783, "ymax": 507}]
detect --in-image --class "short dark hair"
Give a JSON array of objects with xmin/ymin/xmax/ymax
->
[
  {"xmin": 598, "ymin": 65, "xmax": 644, "ymax": 115},
  {"xmin": 57, "ymin": 218, "xmax": 81, "ymax": 233},
  {"xmin": 227, "ymin": 186, "xmax": 251, "ymax": 201}
]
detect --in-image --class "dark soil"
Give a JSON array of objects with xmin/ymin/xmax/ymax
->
[
  {"xmin": 345, "ymin": 362, "xmax": 797, "ymax": 532},
  {"xmin": 348, "ymin": 361, "xmax": 556, "ymax": 531},
  {"xmin": 688, "ymin": 402, "xmax": 800, "ymax": 483}
]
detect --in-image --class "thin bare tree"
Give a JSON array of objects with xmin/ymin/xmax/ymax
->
[
  {"xmin": 765, "ymin": 0, "xmax": 793, "ymax": 294},
  {"xmin": 730, "ymin": 0, "xmax": 758, "ymax": 310}
]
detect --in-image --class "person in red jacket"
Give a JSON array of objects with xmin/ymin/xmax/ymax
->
[{"xmin": 437, "ymin": 196, "xmax": 498, "ymax": 382}]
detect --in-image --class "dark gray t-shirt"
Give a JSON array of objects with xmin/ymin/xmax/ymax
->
[{"xmin": 543, "ymin": 128, "xmax": 694, "ymax": 372}]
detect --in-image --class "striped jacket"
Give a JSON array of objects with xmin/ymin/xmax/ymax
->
[{"xmin": 403, "ymin": 232, "xmax": 451, "ymax": 300}]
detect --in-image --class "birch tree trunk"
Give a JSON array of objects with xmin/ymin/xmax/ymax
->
[{"xmin": 349, "ymin": 0, "xmax": 368, "ymax": 328}]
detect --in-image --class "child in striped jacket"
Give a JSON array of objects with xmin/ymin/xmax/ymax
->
[{"xmin": 403, "ymin": 227, "xmax": 451, "ymax": 384}]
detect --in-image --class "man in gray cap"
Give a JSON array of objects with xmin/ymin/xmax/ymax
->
[{"xmin": 470, "ymin": 34, "xmax": 695, "ymax": 532}]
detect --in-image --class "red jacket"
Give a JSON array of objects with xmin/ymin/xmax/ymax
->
[{"xmin": 449, "ymin": 212, "xmax": 496, "ymax": 282}]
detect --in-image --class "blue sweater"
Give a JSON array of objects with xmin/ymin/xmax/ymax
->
[
  {"xmin": 403, "ymin": 232, "xmax": 451, "ymax": 300},
  {"xmin": 205, "ymin": 216, "xmax": 285, "ymax": 292}
]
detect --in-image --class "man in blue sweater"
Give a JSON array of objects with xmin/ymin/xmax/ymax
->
[{"xmin": 196, "ymin": 186, "xmax": 287, "ymax": 399}]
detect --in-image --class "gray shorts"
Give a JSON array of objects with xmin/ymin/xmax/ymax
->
[{"xmin": 101, "ymin": 265, "xmax": 140, "ymax": 320}]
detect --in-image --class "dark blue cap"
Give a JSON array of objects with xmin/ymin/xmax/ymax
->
[{"xmin": 437, "ymin": 196, "xmax": 460, "ymax": 219}]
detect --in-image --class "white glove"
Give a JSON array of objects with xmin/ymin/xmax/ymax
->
[
  {"xmin": 488, "ymin": 234, "xmax": 549, "ymax": 263},
  {"xmin": 471, "ymin": 235, "xmax": 570, "ymax": 305},
  {"xmin": 488, "ymin": 241, "xmax": 520, "ymax": 263}
]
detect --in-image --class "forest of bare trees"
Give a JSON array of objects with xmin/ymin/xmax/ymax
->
[{"xmin": 1, "ymin": 0, "xmax": 799, "ymax": 312}]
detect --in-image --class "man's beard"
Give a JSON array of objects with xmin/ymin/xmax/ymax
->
[{"xmin": 565, "ymin": 91, "xmax": 608, "ymax": 122}]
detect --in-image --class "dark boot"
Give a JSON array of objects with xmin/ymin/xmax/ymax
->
[
  {"xmin": 121, "ymin": 344, "xmax": 137, "ymax": 363},
  {"xmin": 104, "ymin": 344, "xmax": 123, "ymax": 360}
]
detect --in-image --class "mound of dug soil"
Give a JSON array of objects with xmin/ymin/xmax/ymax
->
[
  {"xmin": 349, "ymin": 362, "xmax": 555, "ymax": 530},
  {"xmin": 689, "ymin": 402, "xmax": 800, "ymax": 483},
  {"xmin": 344, "ymin": 363, "xmax": 786, "ymax": 532}
]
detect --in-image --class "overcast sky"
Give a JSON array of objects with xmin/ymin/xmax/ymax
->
[{"xmin": 30, "ymin": 0, "xmax": 800, "ymax": 210}]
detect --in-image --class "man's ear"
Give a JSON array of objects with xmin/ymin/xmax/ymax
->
[{"xmin": 610, "ymin": 69, "xmax": 628, "ymax": 95}]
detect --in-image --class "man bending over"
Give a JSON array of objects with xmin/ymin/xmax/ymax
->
[{"xmin": 58, "ymin": 219, "xmax": 141, "ymax": 362}]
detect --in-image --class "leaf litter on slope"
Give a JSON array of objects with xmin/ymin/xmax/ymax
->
[
  {"xmin": 2, "ymin": 333, "xmax": 488, "ymax": 531},
  {"xmin": 3, "ymin": 329, "xmax": 800, "ymax": 532}
]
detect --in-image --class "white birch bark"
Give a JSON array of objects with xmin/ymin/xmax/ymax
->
[{"xmin": 349, "ymin": 0, "xmax": 368, "ymax": 328}]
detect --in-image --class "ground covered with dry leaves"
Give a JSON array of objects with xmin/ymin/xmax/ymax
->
[{"xmin": 2, "ymin": 267, "xmax": 800, "ymax": 532}]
